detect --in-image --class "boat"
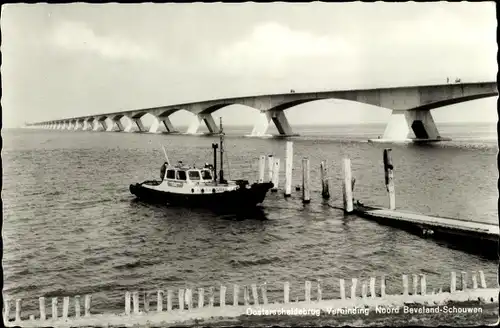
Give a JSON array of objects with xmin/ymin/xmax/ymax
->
[{"xmin": 129, "ymin": 118, "xmax": 274, "ymax": 212}]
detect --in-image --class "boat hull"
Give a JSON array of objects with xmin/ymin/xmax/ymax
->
[{"xmin": 130, "ymin": 181, "xmax": 273, "ymax": 212}]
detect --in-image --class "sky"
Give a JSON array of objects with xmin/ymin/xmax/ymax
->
[{"xmin": 1, "ymin": 2, "xmax": 498, "ymax": 128}]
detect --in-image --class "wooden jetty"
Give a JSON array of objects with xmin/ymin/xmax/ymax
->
[{"xmin": 343, "ymin": 149, "xmax": 499, "ymax": 259}]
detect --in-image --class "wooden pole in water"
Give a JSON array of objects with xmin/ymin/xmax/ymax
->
[
  {"xmin": 52, "ymin": 298, "xmax": 58, "ymax": 320},
  {"xmin": 284, "ymin": 141, "xmax": 293, "ymax": 197},
  {"xmin": 125, "ymin": 292, "xmax": 131, "ymax": 315},
  {"xmin": 198, "ymin": 288, "xmax": 204, "ymax": 308},
  {"xmin": 402, "ymin": 275, "xmax": 409, "ymax": 296},
  {"xmin": 233, "ymin": 285, "xmax": 239, "ymax": 306},
  {"xmin": 62, "ymin": 296, "xmax": 69, "ymax": 319},
  {"xmin": 208, "ymin": 287, "xmax": 214, "ymax": 308},
  {"xmin": 132, "ymin": 292, "xmax": 139, "ymax": 314},
  {"xmin": 383, "ymin": 149, "xmax": 395, "ymax": 210},
  {"xmin": 271, "ymin": 158, "xmax": 280, "ymax": 192},
  {"xmin": 267, "ymin": 155, "xmax": 274, "ymax": 182},
  {"xmin": 167, "ymin": 290, "xmax": 173, "ymax": 311},
  {"xmin": 251, "ymin": 284, "xmax": 259, "ymax": 306},
  {"xmin": 339, "ymin": 279, "xmax": 345, "ymax": 300},
  {"xmin": 261, "ymin": 283, "xmax": 268, "ymax": 305},
  {"xmin": 461, "ymin": 271, "xmax": 468, "ymax": 290},
  {"xmin": 15, "ymin": 299, "xmax": 21, "ymax": 322},
  {"xmin": 420, "ymin": 274, "xmax": 427, "ymax": 296},
  {"xmin": 451, "ymin": 272, "xmax": 457, "ymax": 293},
  {"xmin": 302, "ymin": 158, "xmax": 310, "ymax": 204},
  {"xmin": 220, "ymin": 285, "xmax": 226, "ymax": 308},
  {"xmin": 342, "ymin": 158, "xmax": 353, "ymax": 212},
  {"xmin": 304, "ymin": 281, "xmax": 311, "ymax": 302},
  {"xmin": 75, "ymin": 295, "xmax": 81, "ymax": 318},
  {"xmin": 479, "ymin": 271, "xmax": 487, "ymax": 288},
  {"xmin": 284, "ymin": 282, "xmax": 290, "ymax": 304},
  {"xmin": 258, "ymin": 155, "xmax": 266, "ymax": 183},
  {"xmin": 39, "ymin": 297, "xmax": 46, "ymax": 321},
  {"xmin": 350, "ymin": 278, "xmax": 357, "ymax": 300},
  {"xmin": 369, "ymin": 277, "xmax": 376, "ymax": 299},
  {"xmin": 320, "ymin": 161, "xmax": 330, "ymax": 199},
  {"xmin": 157, "ymin": 290, "xmax": 163, "ymax": 312},
  {"xmin": 84, "ymin": 295, "xmax": 91, "ymax": 317}
]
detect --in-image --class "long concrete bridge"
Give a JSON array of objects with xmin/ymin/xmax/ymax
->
[{"xmin": 27, "ymin": 81, "xmax": 497, "ymax": 141}]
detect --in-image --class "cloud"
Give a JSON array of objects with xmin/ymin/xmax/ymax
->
[
  {"xmin": 50, "ymin": 21, "xmax": 158, "ymax": 61},
  {"xmin": 215, "ymin": 22, "xmax": 357, "ymax": 76}
]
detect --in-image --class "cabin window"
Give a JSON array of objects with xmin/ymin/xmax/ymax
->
[
  {"xmin": 188, "ymin": 170, "xmax": 201, "ymax": 180},
  {"xmin": 166, "ymin": 170, "xmax": 176, "ymax": 179},
  {"xmin": 202, "ymin": 170, "xmax": 212, "ymax": 180},
  {"xmin": 176, "ymin": 170, "xmax": 187, "ymax": 181}
]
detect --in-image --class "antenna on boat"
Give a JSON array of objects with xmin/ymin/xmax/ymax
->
[
  {"xmin": 158, "ymin": 142, "xmax": 170, "ymax": 164},
  {"xmin": 219, "ymin": 117, "xmax": 225, "ymax": 184}
]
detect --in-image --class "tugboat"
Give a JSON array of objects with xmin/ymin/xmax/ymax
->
[{"xmin": 129, "ymin": 118, "xmax": 274, "ymax": 212}]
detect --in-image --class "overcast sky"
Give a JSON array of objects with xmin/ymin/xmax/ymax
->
[{"xmin": 1, "ymin": 2, "xmax": 497, "ymax": 128}]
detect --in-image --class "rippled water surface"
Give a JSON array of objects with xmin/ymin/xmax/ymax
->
[{"xmin": 2, "ymin": 123, "xmax": 497, "ymax": 317}]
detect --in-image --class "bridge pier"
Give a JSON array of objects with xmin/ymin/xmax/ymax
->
[
  {"xmin": 133, "ymin": 118, "xmax": 145, "ymax": 132},
  {"xmin": 123, "ymin": 117, "xmax": 134, "ymax": 132},
  {"xmin": 161, "ymin": 117, "xmax": 176, "ymax": 133},
  {"xmin": 372, "ymin": 109, "xmax": 445, "ymax": 142},
  {"xmin": 250, "ymin": 110, "xmax": 296, "ymax": 137},
  {"xmin": 98, "ymin": 119, "xmax": 108, "ymax": 131},
  {"xmin": 186, "ymin": 113, "xmax": 219, "ymax": 134},
  {"xmin": 110, "ymin": 118, "xmax": 124, "ymax": 132},
  {"xmin": 83, "ymin": 120, "xmax": 91, "ymax": 131},
  {"xmin": 77, "ymin": 121, "xmax": 84, "ymax": 130}
]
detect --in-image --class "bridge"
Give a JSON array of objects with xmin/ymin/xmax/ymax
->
[{"xmin": 27, "ymin": 81, "xmax": 497, "ymax": 141}]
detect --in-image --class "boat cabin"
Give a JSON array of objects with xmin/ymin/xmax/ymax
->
[{"xmin": 164, "ymin": 167, "xmax": 213, "ymax": 183}]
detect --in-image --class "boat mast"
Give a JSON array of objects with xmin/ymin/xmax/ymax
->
[
  {"xmin": 212, "ymin": 142, "xmax": 218, "ymax": 184},
  {"xmin": 219, "ymin": 117, "xmax": 224, "ymax": 183}
]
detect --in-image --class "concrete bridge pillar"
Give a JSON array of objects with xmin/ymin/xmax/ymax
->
[
  {"xmin": 250, "ymin": 110, "xmax": 294, "ymax": 136},
  {"xmin": 161, "ymin": 117, "xmax": 175, "ymax": 132},
  {"xmin": 123, "ymin": 117, "xmax": 134, "ymax": 132},
  {"xmin": 109, "ymin": 118, "xmax": 124, "ymax": 131},
  {"xmin": 381, "ymin": 109, "xmax": 441, "ymax": 141},
  {"xmin": 83, "ymin": 120, "xmax": 91, "ymax": 131},
  {"xmin": 132, "ymin": 118, "xmax": 145, "ymax": 132},
  {"xmin": 98, "ymin": 120, "xmax": 108, "ymax": 131},
  {"xmin": 186, "ymin": 113, "xmax": 219, "ymax": 134},
  {"xmin": 77, "ymin": 121, "xmax": 84, "ymax": 130}
]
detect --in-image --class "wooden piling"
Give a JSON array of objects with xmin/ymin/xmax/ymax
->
[
  {"xmin": 4, "ymin": 299, "xmax": 11, "ymax": 322},
  {"xmin": 383, "ymin": 149, "xmax": 395, "ymax": 210},
  {"xmin": 284, "ymin": 282, "xmax": 290, "ymax": 304},
  {"xmin": 284, "ymin": 141, "xmax": 293, "ymax": 197},
  {"xmin": 220, "ymin": 285, "xmax": 226, "ymax": 307},
  {"xmin": 350, "ymin": 278, "xmax": 357, "ymax": 300},
  {"xmin": 84, "ymin": 295, "xmax": 91, "ymax": 317},
  {"xmin": 52, "ymin": 297, "xmax": 58, "ymax": 320},
  {"xmin": 461, "ymin": 271, "xmax": 468, "ymax": 290},
  {"xmin": 185, "ymin": 289, "xmax": 192, "ymax": 310},
  {"xmin": 144, "ymin": 291, "xmax": 150, "ymax": 313},
  {"xmin": 342, "ymin": 158, "xmax": 353, "ymax": 212},
  {"xmin": 63, "ymin": 296, "xmax": 69, "ymax": 319},
  {"xmin": 29, "ymin": 314, "xmax": 35, "ymax": 321},
  {"xmin": 15, "ymin": 299, "xmax": 21, "ymax": 322},
  {"xmin": 361, "ymin": 283, "xmax": 367, "ymax": 300},
  {"xmin": 243, "ymin": 286, "xmax": 250, "ymax": 306},
  {"xmin": 451, "ymin": 272, "xmax": 457, "ymax": 293},
  {"xmin": 479, "ymin": 271, "xmax": 487, "ymax": 288},
  {"xmin": 157, "ymin": 290, "xmax": 163, "ymax": 312},
  {"xmin": 73, "ymin": 295, "xmax": 80, "ymax": 318},
  {"xmin": 320, "ymin": 161, "xmax": 330, "ymax": 199},
  {"xmin": 178, "ymin": 289, "xmax": 185, "ymax": 310},
  {"xmin": 381, "ymin": 276, "xmax": 386, "ymax": 297},
  {"xmin": 271, "ymin": 158, "xmax": 280, "ymax": 192},
  {"xmin": 167, "ymin": 290, "xmax": 173, "ymax": 311},
  {"xmin": 39, "ymin": 297, "xmax": 46, "ymax": 321},
  {"xmin": 339, "ymin": 279, "xmax": 346, "ymax": 300},
  {"xmin": 251, "ymin": 284, "xmax": 259, "ymax": 305},
  {"xmin": 198, "ymin": 288, "xmax": 204, "ymax": 308},
  {"xmin": 233, "ymin": 285, "xmax": 239, "ymax": 306},
  {"xmin": 317, "ymin": 279, "xmax": 322, "ymax": 302},
  {"xmin": 412, "ymin": 274, "xmax": 418, "ymax": 295},
  {"xmin": 267, "ymin": 155, "xmax": 274, "ymax": 182},
  {"xmin": 305, "ymin": 280, "xmax": 311, "ymax": 302},
  {"xmin": 258, "ymin": 155, "xmax": 265, "ymax": 183},
  {"xmin": 365, "ymin": 277, "xmax": 373, "ymax": 299},
  {"xmin": 302, "ymin": 158, "xmax": 311, "ymax": 204},
  {"xmin": 420, "ymin": 274, "xmax": 427, "ymax": 296},
  {"xmin": 208, "ymin": 287, "xmax": 214, "ymax": 308},
  {"xmin": 402, "ymin": 275, "xmax": 409, "ymax": 296},
  {"xmin": 132, "ymin": 292, "xmax": 139, "ymax": 314},
  {"xmin": 125, "ymin": 292, "xmax": 131, "ymax": 315},
  {"xmin": 261, "ymin": 283, "xmax": 268, "ymax": 305},
  {"xmin": 472, "ymin": 272, "xmax": 478, "ymax": 289}
]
